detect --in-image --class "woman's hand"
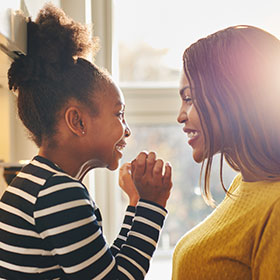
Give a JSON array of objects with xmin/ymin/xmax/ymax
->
[
  {"xmin": 131, "ymin": 152, "xmax": 172, "ymax": 208},
  {"xmin": 119, "ymin": 163, "xmax": 140, "ymax": 206}
]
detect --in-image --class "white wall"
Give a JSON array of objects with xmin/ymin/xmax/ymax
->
[{"xmin": 0, "ymin": 0, "xmax": 62, "ymax": 164}]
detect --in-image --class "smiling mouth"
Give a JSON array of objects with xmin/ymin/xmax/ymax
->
[
  {"xmin": 187, "ymin": 131, "xmax": 198, "ymax": 140},
  {"xmin": 183, "ymin": 129, "xmax": 199, "ymax": 146},
  {"xmin": 116, "ymin": 143, "xmax": 126, "ymax": 151}
]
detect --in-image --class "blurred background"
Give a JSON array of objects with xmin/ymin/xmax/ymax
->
[{"xmin": 1, "ymin": 0, "xmax": 279, "ymax": 278}]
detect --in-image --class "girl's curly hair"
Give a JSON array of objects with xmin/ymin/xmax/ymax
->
[{"xmin": 8, "ymin": 3, "xmax": 107, "ymax": 147}]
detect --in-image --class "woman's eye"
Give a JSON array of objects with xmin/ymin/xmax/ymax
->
[{"xmin": 183, "ymin": 96, "xmax": 192, "ymax": 104}]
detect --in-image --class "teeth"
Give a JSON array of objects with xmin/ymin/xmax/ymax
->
[
  {"xmin": 187, "ymin": 131, "xmax": 198, "ymax": 139},
  {"xmin": 116, "ymin": 145, "xmax": 125, "ymax": 151}
]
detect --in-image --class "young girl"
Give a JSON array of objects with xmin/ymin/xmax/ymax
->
[
  {"xmin": 0, "ymin": 4, "xmax": 172, "ymax": 279},
  {"xmin": 173, "ymin": 26, "xmax": 280, "ymax": 279}
]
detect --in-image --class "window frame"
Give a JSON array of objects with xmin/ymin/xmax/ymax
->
[{"xmin": 90, "ymin": 0, "xmax": 181, "ymax": 244}]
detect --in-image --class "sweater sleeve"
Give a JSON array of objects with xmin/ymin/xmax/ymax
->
[
  {"xmin": 34, "ymin": 175, "xmax": 167, "ymax": 279},
  {"xmin": 252, "ymin": 199, "xmax": 280, "ymax": 280}
]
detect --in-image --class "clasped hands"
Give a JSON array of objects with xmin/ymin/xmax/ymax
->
[{"xmin": 119, "ymin": 152, "xmax": 172, "ymax": 208}]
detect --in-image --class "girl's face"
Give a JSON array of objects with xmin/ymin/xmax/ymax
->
[{"xmin": 84, "ymin": 81, "xmax": 131, "ymax": 171}]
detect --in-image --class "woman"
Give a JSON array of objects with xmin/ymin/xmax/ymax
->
[
  {"xmin": 0, "ymin": 4, "xmax": 172, "ymax": 279},
  {"xmin": 173, "ymin": 26, "xmax": 280, "ymax": 279}
]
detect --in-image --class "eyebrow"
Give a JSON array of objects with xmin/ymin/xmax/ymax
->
[
  {"xmin": 179, "ymin": 86, "xmax": 191, "ymax": 97},
  {"xmin": 115, "ymin": 101, "xmax": 125, "ymax": 109}
]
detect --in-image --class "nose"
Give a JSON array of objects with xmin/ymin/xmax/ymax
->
[
  {"xmin": 177, "ymin": 105, "xmax": 188, "ymax": 124},
  {"xmin": 124, "ymin": 121, "xmax": 131, "ymax": 137}
]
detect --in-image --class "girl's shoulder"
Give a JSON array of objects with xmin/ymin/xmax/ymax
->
[{"xmin": 14, "ymin": 155, "xmax": 85, "ymax": 199}]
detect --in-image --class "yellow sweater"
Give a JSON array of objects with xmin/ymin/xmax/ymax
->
[{"xmin": 172, "ymin": 174, "xmax": 280, "ymax": 280}]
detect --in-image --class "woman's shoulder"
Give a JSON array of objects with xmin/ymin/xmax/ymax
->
[{"xmin": 227, "ymin": 173, "xmax": 242, "ymax": 193}]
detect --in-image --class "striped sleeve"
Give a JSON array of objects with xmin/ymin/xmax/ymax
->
[
  {"xmin": 35, "ymin": 175, "xmax": 167, "ymax": 279},
  {"xmin": 115, "ymin": 200, "xmax": 167, "ymax": 279},
  {"xmin": 111, "ymin": 206, "xmax": 136, "ymax": 256}
]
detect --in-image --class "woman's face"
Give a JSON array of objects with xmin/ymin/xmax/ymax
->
[
  {"xmin": 177, "ymin": 71, "xmax": 224, "ymax": 163},
  {"xmin": 177, "ymin": 72, "xmax": 205, "ymax": 163},
  {"xmin": 84, "ymin": 81, "xmax": 131, "ymax": 171}
]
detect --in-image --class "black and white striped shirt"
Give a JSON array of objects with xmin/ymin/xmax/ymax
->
[{"xmin": 0, "ymin": 156, "xmax": 167, "ymax": 279}]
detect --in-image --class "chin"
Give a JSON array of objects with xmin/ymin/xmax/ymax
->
[
  {"xmin": 192, "ymin": 150, "xmax": 204, "ymax": 163},
  {"xmin": 107, "ymin": 161, "xmax": 120, "ymax": 171}
]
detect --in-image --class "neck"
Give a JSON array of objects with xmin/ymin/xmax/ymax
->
[
  {"xmin": 38, "ymin": 146, "xmax": 80, "ymax": 178},
  {"xmin": 38, "ymin": 144, "xmax": 104, "ymax": 180},
  {"xmin": 240, "ymin": 169, "xmax": 261, "ymax": 182},
  {"xmin": 225, "ymin": 150, "xmax": 278, "ymax": 182}
]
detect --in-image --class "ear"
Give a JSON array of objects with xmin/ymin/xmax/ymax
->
[{"xmin": 64, "ymin": 106, "xmax": 86, "ymax": 137}]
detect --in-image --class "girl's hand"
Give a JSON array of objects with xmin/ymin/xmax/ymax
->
[
  {"xmin": 131, "ymin": 152, "xmax": 172, "ymax": 208},
  {"xmin": 119, "ymin": 163, "xmax": 140, "ymax": 206}
]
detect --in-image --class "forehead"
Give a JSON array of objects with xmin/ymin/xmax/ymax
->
[
  {"xmin": 179, "ymin": 71, "xmax": 192, "ymax": 96},
  {"xmin": 179, "ymin": 71, "xmax": 189, "ymax": 87},
  {"xmin": 98, "ymin": 80, "xmax": 125, "ymax": 107},
  {"xmin": 180, "ymin": 70, "xmax": 189, "ymax": 85},
  {"xmin": 109, "ymin": 81, "xmax": 124, "ymax": 104}
]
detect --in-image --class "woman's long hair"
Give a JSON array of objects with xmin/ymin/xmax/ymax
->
[{"xmin": 183, "ymin": 26, "xmax": 280, "ymax": 206}]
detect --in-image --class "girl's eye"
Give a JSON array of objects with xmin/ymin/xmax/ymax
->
[{"xmin": 117, "ymin": 111, "xmax": 125, "ymax": 119}]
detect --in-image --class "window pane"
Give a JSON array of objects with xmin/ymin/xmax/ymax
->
[
  {"xmin": 121, "ymin": 124, "xmax": 237, "ymax": 248},
  {"xmin": 121, "ymin": 124, "xmax": 237, "ymax": 278},
  {"xmin": 115, "ymin": 0, "xmax": 280, "ymax": 86}
]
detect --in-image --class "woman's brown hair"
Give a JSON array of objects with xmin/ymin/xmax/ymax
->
[{"xmin": 183, "ymin": 26, "xmax": 280, "ymax": 206}]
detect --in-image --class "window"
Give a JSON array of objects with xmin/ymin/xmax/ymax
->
[
  {"xmin": 120, "ymin": 124, "xmax": 236, "ymax": 244},
  {"xmin": 114, "ymin": 0, "xmax": 280, "ymax": 87},
  {"xmin": 91, "ymin": 0, "xmax": 280, "ymax": 279},
  {"xmin": 120, "ymin": 125, "xmax": 236, "ymax": 279}
]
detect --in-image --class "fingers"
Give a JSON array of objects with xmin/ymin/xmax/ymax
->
[
  {"xmin": 119, "ymin": 163, "xmax": 130, "ymax": 184},
  {"xmin": 153, "ymin": 159, "xmax": 164, "ymax": 182},
  {"xmin": 132, "ymin": 152, "xmax": 170, "ymax": 182},
  {"xmin": 146, "ymin": 152, "xmax": 156, "ymax": 177},
  {"xmin": 130, "ymin": 151, "xmax": 173, "ymax": 208},
  {"xmin": 119, "ymin": 162, "xmax": 131, "ymax": 174},
  {"xmin": 133, "ymin": 152, "xmax": 147, "ymax": 180},
  {"xmin": 131, "ymin": 151, "xmax": 172, "ymax": 185},
  {"xmin": 163, "ymin": 162, "xmax": 172, "ymax": 188},
  {"xmin": 131, "ymin": 159, "xmax": 136, "ymax": 175}
]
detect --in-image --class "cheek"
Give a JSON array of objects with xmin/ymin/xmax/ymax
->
[
  {"xmin": 205, "ymin": 117, "xmax": 224, "ymax": 155},
  {"xmin": 112, "ymin": 122, "xmax": 126, "ymax": 142},
  {"xmin": 177, "ymin": 103, "xmax": 187, "ymax": 123},
  {"xmin": 189, "ymin": 105, "xmax": 201, "ymax": 128},
  {"xmin": 210, "ymin": 111, "xmax": 224, "ymax": 147}
]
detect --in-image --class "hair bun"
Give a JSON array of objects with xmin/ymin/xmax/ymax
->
[
  {"xmin": 8, "ymin": 3, "xmax": 99, "ymax": 90},
  {"xmin": 34, "ymin": 4, "xmax": 97, "ymax": 63}
]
